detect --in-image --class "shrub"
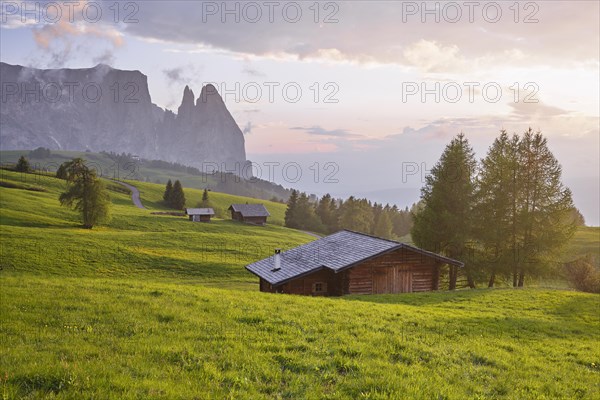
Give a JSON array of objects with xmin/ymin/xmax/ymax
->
[{"xmin": 564, "ymin": 257, "xmax": 600, "ymax": 293}]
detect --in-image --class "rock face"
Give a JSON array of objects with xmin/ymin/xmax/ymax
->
[{"xmin": 0, "ymin": 62, "xmax": 247, "ymax": 172}]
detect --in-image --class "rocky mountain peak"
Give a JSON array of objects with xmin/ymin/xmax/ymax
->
[
  {"xmin": 178, "ymin": 85, "xmax": 196, "ymax": 119},
  {"xmin": 0, "ymin": 63, "xmax": 247, "ymax": 173},
  {"xmin": 197, "ymin": 84, "xmax": 224, "ymax": 106}
]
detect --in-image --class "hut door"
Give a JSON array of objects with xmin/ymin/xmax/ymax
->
[
  {"xmin": 373, "ymin": 268, "xmax": 389, "ymax": 294},
  {"xmin": 393, "ymin": 267, "xmax": 413, "ymax": 293}
]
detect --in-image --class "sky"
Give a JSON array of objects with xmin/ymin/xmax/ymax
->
[{"xmin": 1, "ymin": 0, "xmax": 599, "ymax": 224}]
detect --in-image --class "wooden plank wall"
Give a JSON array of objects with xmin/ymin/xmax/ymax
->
[
  {"xmin": 242, "ymin": 216, "xmax": 267, "ymax": 225},
  {"xmin": 280, "ymin": 269, "xmax": 339, "ymax": 296},
  {"xmin": 346, "ymin": 248, "xmax": 438, "ymax": 295},
  {"xmin": 262, "ymin": 248, "xmax": 442, "ymax": 296}
]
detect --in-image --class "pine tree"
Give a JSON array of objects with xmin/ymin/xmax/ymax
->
[
  {"xmin": 56, "ymin": 162, "xmax": 69, "ymax": 180},
  {"xmin": 474, "ymin": 131, "xmax": 520, "ymax": 287},
  {"xmin": 513, "ymin": 128, "xmax": 576, "ymax": 286},
  {"xmin": 412, "ymin": 133, "xmax": 477, "ymax": 289},
  {"xmin": 163, "ymin": 180, "xmax": 173, "ymax": 205},
  {"xmin": 371, "ymin": 203, "xmax": 383, "ymax": 235},
  {"xmin": 59, "ymin": 158, "xmax": 110, "ymax": 229},
  {"xmin": 569, "ymin": 208, "xmax": 585, "ymax": 226},
  {"xmin": 293, "ymin": 192, "xmax": 324, "ymax": 232},
  {"xmin": 200, "ymin": 188, "xmax": 211, "ymax": 208},
  {"xmin": 474, "ymin": 129, "xmax": 576, "ymax": 287},
  {"xmin": 373, "ymin": 210, "xmax": 393, "ymax": 239},
  {"xmin": 338, "ymin": 196, "xmax": 373, "ymax": 234},
  {"xmin": 284, "ymin": 190, "xmax": 299, "ymax": 228},
  {"xmin": 170, "ymin": 180, "xmax": 186, "ymax": 210},
  {"xmin": 15, "ymin": 156, "xmax": 31, "ymax": 173},
  {"xmin": 315, "ymin": 193, "xmax": 337, "ymax": 233}
]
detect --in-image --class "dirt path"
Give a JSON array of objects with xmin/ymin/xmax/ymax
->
[{"xmin": 112, "ymin": 180, "xmax": 145, "ymax": 209}]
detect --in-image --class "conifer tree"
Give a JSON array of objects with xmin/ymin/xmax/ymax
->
[
  {"xmin": 284, "ymin": 190, "xmax": 299, "ymax": 228},
  {"xmin": 338, "ymin": 197, "xmax": 373, "ymax": 234},
  {"xmin": 474, "ymin": 128, "xmax": 576, "ymax": 287},
  {"xmin": 373, "ymin": 209, "xmax": 393, "ymax": 239},
  {"xmin": 59, "ymin": 158, "xmax": 110, "ymax": 229},
  {"xmin": 170, "ymin": 180, "xmax": 186, "ymax": 210},
  {"xmin": 513, "ymin": 128, "xmax": 576, "ymax": 286},
  {"xmin": 163, "ymin": 180, "xmax": 173, "ymax": 204},
  {"xmin": 412, "ymin": 133, "xmax": 477, "ymax": 289},
  {"xmin": 15, "ymin": 155, "xmax": 31, "ymax": 173},
  {"xmin": 56, "ymin": 162, "xmax": 69, "ymax": 180},
  {"xmin": 474, "ymin": 131, "xmax": 520, "ymax": 287},
  {"xmin": 315, "ymin": 193, "xmax": 337, "ymax": 233},
  {"xmin": 200, "ymin": 188, "xmax": 211, "ymax": 208}
]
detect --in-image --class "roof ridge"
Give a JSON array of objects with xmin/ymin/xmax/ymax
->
[{"xmin": 340, "ymin": 229, "xmax": 401, "ymax": 245}]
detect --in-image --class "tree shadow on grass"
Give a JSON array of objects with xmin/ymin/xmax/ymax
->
[{"xmin": 0, "ymin": 215, "xmax": 81, "ymax": 229}]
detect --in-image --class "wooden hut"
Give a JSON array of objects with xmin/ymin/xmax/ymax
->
[
  {"xmin": 228, "ymin": 204, "xmax": 270, "ymax": 225},
  {"xmin": 185, "ymin": 208, "xmax": 215, "ymax": 222},
  {"xmin": 245, "ymin": 230, "xmax": 463, "ymax": 296}
]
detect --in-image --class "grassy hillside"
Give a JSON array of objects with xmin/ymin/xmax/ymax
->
[
  {"xmin": 0, "ymin": 169, "xmax": 306, "ymax": 280},
  {"xmin": 0, "ymin": 150, "xmax": 291, "ymax": 202},
  {"xmin": 562, "ymin": 226, "xmax": 600, "ymax": 266},
  {"xmin": 1, "ymin": 169, "xmax": 599, "ymax": 399},
  {"xmin": 1, "ymin": 277, "xmax": 598, "ymax": 399},
  {"xmin": 129, "ymin": 179, "xmax": 288, "ymax": 226}
]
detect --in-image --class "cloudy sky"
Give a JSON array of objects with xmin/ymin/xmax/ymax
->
[{"xmin": 1, "ymin": 0, "xmax": 599, "ymax": 224}]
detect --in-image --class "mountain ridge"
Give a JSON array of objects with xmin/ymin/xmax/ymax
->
[{"xmin": 0, "ymin": 62, "xmax": 248, "ymax": 174}]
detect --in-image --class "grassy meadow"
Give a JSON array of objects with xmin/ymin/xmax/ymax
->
[
  {"xmin": 0, "ymin": 150, "xmax": 221, "ymax": 189},
  {"xmin": 0, "ymin": 150, "xmax": 291, "ymax": 202},
  {"xmin": 0, "ymin": 169, "xmax": 599, "ymax": 399}
]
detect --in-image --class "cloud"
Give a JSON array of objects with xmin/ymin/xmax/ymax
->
[
  {"xmin": 163, "ymin": 67, "xmax": 188, "ymax": 85},
  {"xmin": 242, "ymin": 121, "xmax": 253, "ymax": 135},
  {"xmin": 403, "ymin": 40, "xmax": 465, "ymax": 73},
  {"xmin": 290, "ymin": 126, "xmax": 363, "ymax": 138},
  {"xmin": 242, "ymin": 65, "xmax": 265, "ymax": 77},
  {"xmin": 509, "ymin": 101, "xmax": 571, "ymax": 120},
  {"xmin": 3, "ymin": 1, "xmax": 123, "ymax": 67},
  {"xmin": 163, "ymin": 64, "xmax": 204, "ymax": 85},
  {"xmin": 92, "ymin": 49, "xmax": 115, "ymax": 66},
  {"xmin": 121, "ymin": 1, "xmax": 598, "ymax": 72}
]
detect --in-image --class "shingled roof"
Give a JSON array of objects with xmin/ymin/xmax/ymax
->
[
  {"xmin": 228, "ymin": 204, "xmax": 270, "ymax": 217},
  {"xmin": 245, "ymin": 230, "xmax": 464, "ymax": 286},
  {"xmin": 185, "ymin": 208, "xmax": 215, "ymax": 216}
]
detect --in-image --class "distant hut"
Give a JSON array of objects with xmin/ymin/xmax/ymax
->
[
  {"xmin": 228, "ymin": 204, "xmax": 270, "ymax": 225},
  {"xmin": 245, "ymin": 230, "xmax": 464, "ymax": 296},
  {"xmin": 185, "ymin": 208, "xmax": 215, "ymax": 223}
]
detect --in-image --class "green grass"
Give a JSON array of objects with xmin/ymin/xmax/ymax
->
[
  {"xmin": 1, "ymin": 169, "xmax": 599, "ymax": 399},
  {"xmin": 0, "ymin": 150, "xmax": 217, "ymax": 186},
  {"xmin": 0, "ymin": 149, "xmax": 290, "ymax": 202},
  {"xmin": 128, "ymin": 179, "xmax": 288, "ymax": 226},
  {"xmin": 562, "ymin": 226, "xmax": 600, "ymax": 266},
  {"xmin": 0, "ymin": 170, "xmax": 306, "ymax": 280},
  {"xmin": 1, "ymin": 278, "xmax": 598, "ymax": 399}
]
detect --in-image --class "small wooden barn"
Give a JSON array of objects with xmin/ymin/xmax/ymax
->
[
  {"xmin": 245, "ymin": 230, "xmax": 463, "ymax": 296},
  {"xmin": 228, "ymin": 204, "xmax": 270, "ymax": 225},
  {"xmin": 185, "ymin": 208, "xmax": 215, "ymax": 222}
]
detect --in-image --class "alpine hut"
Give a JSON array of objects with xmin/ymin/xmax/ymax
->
[
  {"xmin": 228, "ymin": 204, "xmax": 270, "ymax": 225},
  {"xmin": 245, "ymin": 230, "xmax": 464, "ymax": 296}
]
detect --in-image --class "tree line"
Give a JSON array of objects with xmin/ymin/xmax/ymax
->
[
  {"xmin": 412, "ymin": 129, "xmax": 581, "ymax": 288},
  {"xmin": 284, "ymin": 191, "xmax": 415, "ymax": 239}
]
